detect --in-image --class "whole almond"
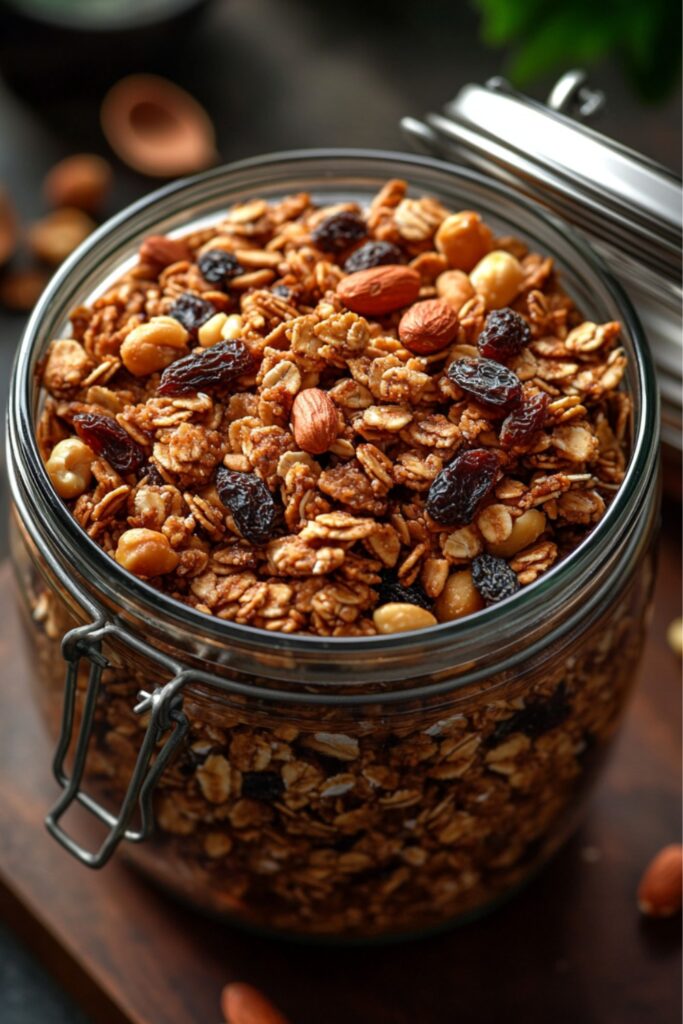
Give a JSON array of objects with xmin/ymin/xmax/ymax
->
[
  {"xmin": 291, "ymin": 388, "xmax": 338, "ymax": 454},
  {"xmin": 337, "ymin": 265, "xmax": 420, "ymax": 315},
  {"xmin": 398, "ymin": 298, "xmax": 460, "ymax": 354},
  {"xmin": 139, "ymin": 234, "xmax": 192, "ymax": 268},
  {"xmin": 221, "ymin": 982, "xmax": 290, "ymax": 1024},
  {"xmin": 637, "ymin": 844, "xmax": 683, "ymax": 917}
]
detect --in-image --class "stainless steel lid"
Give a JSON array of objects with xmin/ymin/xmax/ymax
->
[{"xmin": 402, "ymin": 70, "xmax": 682, "ymax": 452}]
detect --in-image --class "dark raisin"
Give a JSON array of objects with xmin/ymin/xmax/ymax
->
[
  {"xmin": 216, "ymin": 466, "xmax": 282, "ymax": 545},
  {"xmin": 198, "ymin": 249, "xmax": 242, "ymax": 286},
  {"xmin": 471, "ymin": 553, "xmax": 520, "ymax": 605},
  {"xmin": 447, "ymin": 357, "xmax": 522, "ymax": 414},
  {"xmin": 500, "ymin": 391, "xmax": 550, "ymax": 449},
  {"xmin": 377, "ymin": 572, "xmax": 431, "ymax": 610},
  {"xmin": 241, "ymin": 771, "xmax": 284, "ymax": 801},
  {"xmin": 168, "ymin": 291, "xmax": 216, "ymax": 333},
  {"xmin": 343, "ymin": 240, "xmax": 404, "ymax": 273},
  {"xmin": 426, "ymin": 449, "xmax": 499, "ymax": 526},
  {"xmin": 157, "ymin": 339, "xmax": 254, "ymax": 396},
  {"xmin": 477, "ymin": 308, "xmax": 531, "ymax": 362},
  {"xmin": 311, "ymin": 211, "xmax": 367, "ymax": 253},
  {"xmin": 73, "ymin": 412, "xmax": 146, "ymax": 474},
  {"xmin": 489, "ymin": 683, "xmax": 570, "ymax": 743},
  {"xmin": 141, "ymin": 463, "xmax": 165, "ymax": 486}
]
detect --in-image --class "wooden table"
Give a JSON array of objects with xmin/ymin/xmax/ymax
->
[{"xmin": 0, "ymin": 514, "xmax": 680, "ymax": 1024}]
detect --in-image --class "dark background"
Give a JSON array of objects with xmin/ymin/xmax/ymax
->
[{"xmin": 0, "ymin": 1, "xmax": 680, "ymax": 1021}]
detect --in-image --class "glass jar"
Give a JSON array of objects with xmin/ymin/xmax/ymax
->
[{"xmin": 7, "ymin": 151, "xmax": 660, "ymax": 940}]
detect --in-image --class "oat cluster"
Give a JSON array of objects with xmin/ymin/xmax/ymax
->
[{"xmin": 38, "ymin": 180, "xmax": 630, "ymax": 636}]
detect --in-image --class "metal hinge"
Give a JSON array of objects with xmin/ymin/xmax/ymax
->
[{"xmin": 46, "ymin": 618, "xmax": 190, "ymax": 868}]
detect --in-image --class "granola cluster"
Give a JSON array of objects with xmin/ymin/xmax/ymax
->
[{"xmin": 37, "ymin": 180, "xmax": 630, "ymax": 637}]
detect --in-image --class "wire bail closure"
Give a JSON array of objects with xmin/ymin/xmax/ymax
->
[{"xmin": 46, "ymin": 618, "xmax": 190, "ymax": 868}]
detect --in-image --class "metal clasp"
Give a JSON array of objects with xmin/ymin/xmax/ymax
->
[{"xmin": 46, "ymin": 618, "xmax": 190, "ymax": 868}]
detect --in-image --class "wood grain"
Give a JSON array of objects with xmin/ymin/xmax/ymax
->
[{"xmin": 0, "ymin": 520, "xmax": 679, "ymax": 1024}]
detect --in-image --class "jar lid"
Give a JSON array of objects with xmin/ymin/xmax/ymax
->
[{"xmin": 401, "ymin": 70, "xmax": 681, "ymax": 282}]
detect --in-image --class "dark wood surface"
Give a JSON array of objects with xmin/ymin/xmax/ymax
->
[{"xmin": 0, "ymin": 511, "xmax": 679, "ymax": 1024}]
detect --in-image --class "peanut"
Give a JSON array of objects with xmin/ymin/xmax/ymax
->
[
  {"xmin": 45, "ymin": 437, "xmax": 95, "ymax": 499},
  {"xmin": 373, "ymin": 602, "xmax": 437, "ymax": 634},
  {"xmin": 198, "ymin": 312, "xmax": 228, "ymax": 347},
  {"xmin": 435, "ymin": 569, "xmax": 484, "ymax": 622},
  {"xmin": 435, "ymin": 211, "xmax": 493, "ymax": 272},
  {"xmin": 469, "ymin": 250, "xmax": 524, "ymax": 310},
  {"xmin": 120, "ymin": 316, "xmax": 189, "ymax": 375},
  {"xmin": 435, "ymin": 269, "xmax": 475, "ymax": 311},
  {"xmin": 488, "ymin": 509, "xmax": 546, "ymax": 558},
  {"xmin": 115, "ymin": 528, "xmax": 179, "ymax": 577}
]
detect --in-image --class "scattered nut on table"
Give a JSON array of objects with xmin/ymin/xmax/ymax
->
[
  {"xmin": 637, "ymin": 844, "xmax": 683, "ymax": 917},
  {"xmin": 43, "ymin": 153, "xmax": 113, "ymax": 214},
  {"xmin": 27, "ymin": 207, "xmax": 96, "ymax": 266}
]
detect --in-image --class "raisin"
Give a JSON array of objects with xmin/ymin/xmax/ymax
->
[
  {"xmin": 272, "ymin": 284, "xmax": 292, "ymax": 299},
  {"xmin": 241, "ymin": 771, "xmax": 284, "ymax": 801},
  {"xmin": 157, "ymin": 339, "xmax": 254, "ymax": 396},
  {"xmin": 500, "ymin": 391, "xmax": 550, "ymax": 449},
  {"xmin": 139, "ymin": 462, "xmax": 165, "ymax": 485},
  {"xmin": 311, "ymin": 211, "xmax": 367, "ymax": 253},
  {"xmin": 73, "ymin": 412, "xmax": 146, "ymax": 474},
  {"xmin": 198, "ymin": 249, "xmax": 242, "ymax": 285},
  {"xmin": 344, "ymin": 240, "xmax": 404, "ymax": 273},
  {"xmin": 489, "ymin": 683, "xmax": 570, "ymax": 743},
  {"xmin": 377, "ymin": 572, "xmax": 432, "ymax": 610},
  {"xmin": 426, "ymin": 449, "xmax": 499, "ymax": 526},
  {"xmin": 168, "ymin": 291, "xmax": 216, "ymax": 333},
  {"xmin": 471, "ymin": 554, "xmax": 520, "ymax": 605},
  {"xmin": 215, "ymin": 466, "xmax": 282, "ymax": 545},
  {"xmin": 477, "ymin": 307, "xmax": 531, "ymax": 362},
  {"xmin": 447, "ymin": 357, "xmax": 522, "ymax": 414}
]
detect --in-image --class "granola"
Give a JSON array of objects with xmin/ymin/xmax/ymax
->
[{"xmin": 39, "ymin": 181, "xmax": 630, "ymax": 636}]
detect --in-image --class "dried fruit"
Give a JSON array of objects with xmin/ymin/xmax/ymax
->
[
  {"xmin": 427, "ymin": 449, "xmax": 499, "ymax": 526},
  {"xmin": 490, "ymin": 683, "xmax": 570, "ymax": 742},
  {"xmin": 311, "ymin": 210, "xmax": 367, "ymax": 253},
  {"xmin": 447, "ymin": 357, "xmax": 522, "ymax": 413},
  {"xmin": 343, "ymin": 240, "xmax": 404, "ymax": 273},
  {"xmin": 198, "ymin": 248, "xmax": 242, "ymax": 285},
  {"xmin": 290, "ymin": 388, "xmax": 339, "ymax": 454},
  {"xmin": 139, "ymin": 234, "xmax": 191, "ymax": 268},
  {"xmin": 399, "ymin": 298, "xmax": 460, "ymax": 354},
  {"xmin": 43, "ymin": 153, "xmax": 112, "ymax": 214},
  {"xmin": 241, "ymin": 771, "xmax": 285, "ymax": 801},
  {"xmin": 337, "ymin": 265, "xmax": 421, "ymax": 315},
  {"xmin": 478, "ymin": 307, "xmax": 531, "ymax": 362},
  {"xmin": 637, "ymin": 845, "xmax": 683, "ymax": 918},
  {"xmin": 221, "ymin": 982, "xmax": 290, "ymax": 1024},
  {"xmin": 73, "ymin": 412, "xmax": 146, "ymax": 474},
  {"xmin": 216, "ymin": 466, "xmax": 282, "ymax": 545},
  {"xmin": 167, "ymin": 291, "xmax": 216, "ymax": 333},
  {"xmin": 158, "ymin": 340, "xmax": 253, "ymax": 396},
  {"xmin": 500, "ymin": 391, "xmax": 550, "ymax": 449},
  {"xmin": 471, "ymin": 553, "xmax": 520, "ymax": 604},
  {"xmin": 377, "ymin": 572, "xmax": 432, "ymax": 610}
]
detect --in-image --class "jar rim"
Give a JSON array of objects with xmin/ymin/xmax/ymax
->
[{"xmin": 8, "ymin": 148, "xmax": 660, "ymax": 667}]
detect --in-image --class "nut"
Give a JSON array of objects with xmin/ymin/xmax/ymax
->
[
  {"xmin": 373, "ymin": 602, "xmax": 437, "ymax": 634},
  {"xmin": 290, "ymin": 388, "xmax": 339, "ymax": 454},
  {"xmin": 469, "ymin": 250, "xmax": 524, "ymax": 310},
  {"xmin": 198, "ymin": 312, "xmax": 229, "ymax": 347},
  {"xmin": 435, "ymin": 569, "xmax": 484, "ymax": 622},
  {"xmin": 435, "ymin": 269, "xmax": 475, "ymax": 312},
  {"xmin": 489, "ymin": 509, "xmax": 546, "ymax": 558},
  {"xmin": 221, "ymin": 982, "xmax": 290, "ymax": 1024},
  {"xmin": 0, "ymin": 268, "xmax": 48, "ymax": 312},
  {"xmin": 115, "ymin": 528, "xmax": 180, "ymax": 577},
  {"xmin": 45, "ymin": 437, "xmax": 95, "ymax": 499},
  {"xmin": 43, "ymin": 154, "xmax": 112, "ymax": 214},
  {"xmin": 435, "ymin": 211, "xmax": 493, "ymax": 271},
  {"xmin": 120, "ymin": 316, "xmax": 189, "ymax": 375},
  {"xmin": 0, "ymin": 186, "xmax": 18, "ymax": 267},
  {"xmin": 27, "ymin": 208, "xmax": 96, "ymax": 266},
  {"xmin": 398, "ymin": 298, "xmax": 460, "ymax": 354},
  {"xmin": 637, "ymin": 845, "xmax": 683, "ymax": 917},
  {"xmin": 139, "ymin": 234, "xmax": 192, "ymax": 268},
  {"xmin": 337, "ymin": 265, "xmax": 421, "ymax": 315}
]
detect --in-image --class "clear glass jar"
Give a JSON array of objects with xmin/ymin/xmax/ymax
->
[{"xmin": 7, "ymin": 151, "xmax": 660, "ymax": 940}]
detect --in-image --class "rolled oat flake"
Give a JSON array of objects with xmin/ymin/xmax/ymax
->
[{"xmin": 402, "ymin": 69, "xmax": 682, "ymax": 453}]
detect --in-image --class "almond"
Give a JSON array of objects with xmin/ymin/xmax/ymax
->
[
  {"xmin": 139, "ymin": 234, "xmax": 192, "ymax": 268},
  {"xmin": 43, "ymin": 153, "xmax": 112, "ymax": 214},
  {"xmin": 637, "ymin": 844, "xmax": 683, "ymax": 917},
  {"xmin": 291, "ymin": 388, "xmax": 338, "ymax": 454},
  {"xmin": 398, "ymin": 298, "xmax": 459, "ymax": 354},
  {"xmin": 337, "ymin": 264, "xmax": 420, "ymax": 315},
  {"xmin": 221, "ymin": 982, "xmax": 290, "ymax": 1024}
]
